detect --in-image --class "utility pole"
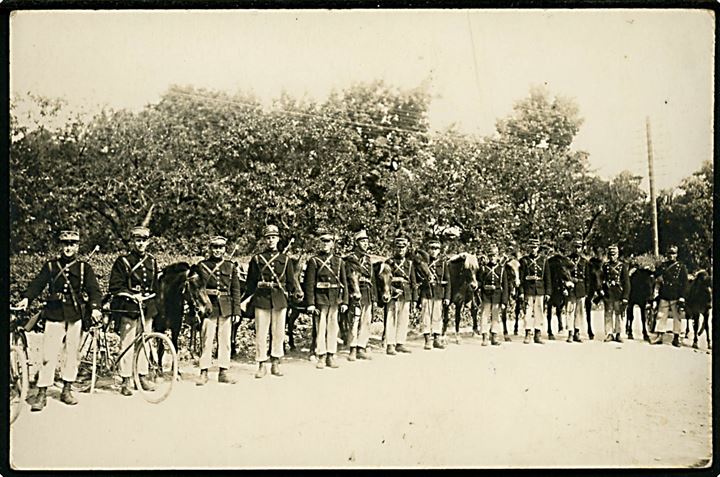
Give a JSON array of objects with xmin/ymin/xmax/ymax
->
[{"xmin": 646, "ymin": 117, "xmax": 659, "ymax": 257}]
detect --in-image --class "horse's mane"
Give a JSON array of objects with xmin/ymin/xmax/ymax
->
[
  {"xmin": 376, "ymin": 262, "xmax": 392, "ymax": 277},
  {"xmin": 162, "ymin": 262, "xmax": 191, "ymax": 275},
  {"xmin": 463, "ymin": 253, "xmax": 479, "ymax": 271},
  {"xmin": 414, "ymin": 249, "xmax": 431, "ymax": 263}
]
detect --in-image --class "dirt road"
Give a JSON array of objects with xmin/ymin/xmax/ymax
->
[{"xmin": 10, "ymin": 310, "xmax": 712, "ymax": 469}]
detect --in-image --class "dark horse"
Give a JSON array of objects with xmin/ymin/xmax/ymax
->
[
  {"xmin": 584, "ymin": 255, "xmax": 604, "ymax": 339},
  {"xmin": 686, "ymin": 270, "xmax": 712, "ymax": 350},
  {"xmin": 444, "ymin": 253, "xmax": 479, "ymax": 344},
  {"xmin": 154, "ymin": 262, "xmax": 212, "ymax": 367},
  {"xmin": 626, "ymin": 265, "xmax": 655, "ymax": 340}
]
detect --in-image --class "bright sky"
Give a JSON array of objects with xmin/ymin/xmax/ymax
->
[{"xmin": 10, "ymin": 9, "xmax": 714, "ymax": 191}]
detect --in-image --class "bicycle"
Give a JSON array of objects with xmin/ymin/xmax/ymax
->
[
  {"xmin": 9, "ymin": 307, "xmax": 34, "ymax": 425},
  {"xmin": 73, "ymin": 292, "xmax": 178, "ymax": 403}
]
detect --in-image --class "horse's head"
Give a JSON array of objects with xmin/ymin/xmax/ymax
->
[
  {"xmin": 462, "ymin": 253, "xmax": 479, "ymax": 291},
  {"xmin": 185, "ymin": 265, "xmax": 212, "ymax": 320},
  {"xmin": 374, "ymin": 262, "xmax": 393, "ymax": 304},
  {"xmin": 413, "ymin": 250, "xmax": 433, "ymax": 283}
]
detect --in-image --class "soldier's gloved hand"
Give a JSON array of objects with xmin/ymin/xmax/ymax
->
[
  {"xmin": 14, "ymin": 298, "xmax": 28, "ymax": 311},
  {"xmin": 501, "ymin": 303, "xmax": 507, "ymax": 310},
  {"xmin": 102, "ymin": 301, "xmax": 111, "ymax": 311},
  {"xmin": 306, "ymin": 305, "xmax": 317, "ymax": 315},
  {"xmin": 442, "ymin": 299, "xmax": 450, "ymax": 306},
  {"xmin": 340, "ymin": 305, "xmax": 348, "ymax": 314},
  {"xmin": 91, "ymin": 309, "xmax": 102, "ymax": 325},
  {"xmin": 544, "ymin": 294, "xmax": 550, "ymax": 302},
  {"xmin": 231, "ymin": 315, "xmax": 241, "ymax": 324}
]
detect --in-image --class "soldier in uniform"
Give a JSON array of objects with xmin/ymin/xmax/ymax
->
[
  {"xmin": 243, "ymin": 225, "xmax": 300, "ymax": 378},
  {"xmin": 304, "ymin": 227, "xmax": 348, "ymax": 369},
  {"xmin": 519, "ymin": 238, "xmax": 550, "ymax": 344},
  {"xmin": 15, "ymin": 230, "xmax": 103, "ymax": 411},
  {"xmin": 651, "ymin": 245, "xmax": 689, "ymax": 347},
  {"xmin": 565, "ymin": 238, "xmax": 590, "ymax": 342},
  {"xmin": 477, "ymin": 244, "xmax": 509, "ymax": 346},
  {"xmin": 108, "ymin": 225, "xmax": 160, "ymax": 396},
  {"xmin": 195, "ymin": 236, "xmax": 242, "ymax": 385},
  {"xmin": 585, "ymin": 246, "xmax": 605, "ymax": 340},
  {"xmin": 416, "ymin": 235, "xmax": 450, "ymax": 350},
  {"xmin": 384, "ymin": 233, "xmax": 417, "ymax": 355},
  {"xmin": 600, "ymin": 244, "xmax": 630, "ymax": 343},
  {"xmin": 344, "ymin": 229, "xmax": 376, "ymax": 360}
]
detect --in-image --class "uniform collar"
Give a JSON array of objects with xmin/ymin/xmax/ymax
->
[
  {"xmin": 58, "ymin": 254, "xmax": 75, "ymax": 265},
  {"xmin": 207, "ymin": 256, "xmax": 223, "ymax": 264}
]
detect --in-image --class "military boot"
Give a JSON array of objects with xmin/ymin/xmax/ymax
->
[
  {"xmin": 386, "ymin": 345, "xmax": 397, "ymax": 355},
  {"xmin": 395, "ymin": 344, "xmax": 411, "ymax": 353},
  {"xmin": 672, "ymin": 333, "xmax": 681, "ymax": 348},
  {"xmin": 627, "ymin": 330, "xmax": 634, "ymax": 340},
  {"xmin": 490, "ymin": 333, "xmax": 501, "ymax": 346},
  {"xmin": 327, "ymin": 353, "xmax": 339, "ymax": 369},
  {"xmin": 566, "ymin": 332, "xmax": 573, "ymax": 343},
  {"xmin": 254, "ymin": 361, "xmax": 268, "ymax": 378},
  {"xmin": 31, "ymin": 387, "xmax": 47, "ymax": 412},
  {"xmin": 573, "ymin": 329, "xmax": 582, "ymax": 343},
  {"xmin": 523, "ymin": 330, "xmax": 532, "ymax": 344},
  {"xmin": 196, "ymin": 369, "xmax": 209, "ymax": 386},
  {"xmin": 348, "ymin": 347, "xmax": 357, "ymax": 361},
  {"xmin": 642, "ymin": 331, "xmax": 650, "ymax": 342},
  {"xmin": 357, "ymin": 347, "xmax": 372, "ymax": 359},
  {"xmin": 120, "ymin": 377, "xmax": 133, "ymax": 396},
  {"xmin": 433, "ymin": 334, "xmax": 445, "ymax": 349},
  {"xmin": 139, "ymin": 375, "xmax": 156, "ymax": 391},
  {"xmin": 503, "ymin": 333, "xmax": 512, "ymax": 342},
  {"xmin": 481, "ymin": 333, "xmax": 489, "ymax": 346},
  {"xmin": 316, "ymin": 354, "xmax": 327, "ymax": 369},
  {"xmin": 60, "ymin": 381, "xmax": 78, "ymax": 405},
  {"xmin": 615, "ymin": 333, "xmax": 623, "ymax": 343},
  {"xmin": 424, "ymin": 334, "xmax": 432, "ymax": 350},
  {"xmin": 270, "ymin": 358, "xmax": 283, "ymax": 376},
  {"xmin": 218, "ymin": 368, "xmax": 237, "ymax": 384},
  {"xmin": 650, "ymin": 333, "xmax": 664, "ymax": 345},
  {"xmin": 533, "ymin": 330, "xmax": 544, "ymax": 344},
  {"xmin": 548, "ymin": 332, "xmax": 556, "ymax": 341}
]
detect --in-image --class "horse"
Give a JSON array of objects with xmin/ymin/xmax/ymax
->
[
  {"xmin": 545, "ymin": 254, "xmax": 573, "ymax": 338},
  {"xmin": 444, "ymin": 253, "xmax": 480, "ymax": 344},
  {"xmin": 154, "ymin": 262, "xmax": 212, "ymax": 370},
  {"xmin": 686, "ymin": 269, "xmax": 712, "ymax": 349},
  {"xmin": 626, "ymin": 266, "xmax": 655, "ymax": 340}
]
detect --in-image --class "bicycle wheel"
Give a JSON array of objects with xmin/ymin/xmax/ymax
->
[
  {"xmin": 133, "ymin": 332, "xmax": 177, "ymax": 404},
  {"xmin": 72, "ymin": 331, "xmax": 98, "ymax": 393},
  {"xmin": 10, "ymin": 345, "xmax": 29, "ymax": 425}
]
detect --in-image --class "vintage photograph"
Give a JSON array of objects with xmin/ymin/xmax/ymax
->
[{"xmin": 7, "ymin": 8, "xmax": 714, "ymax": 469}]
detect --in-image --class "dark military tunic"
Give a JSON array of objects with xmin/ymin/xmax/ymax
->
[
  {"xmin": 567, "ymin": 253, "xmax": 590, "ymax": 299},
  {"xmin": 655, "ymin": 259, "xmax": 689, "ymax": 301},
  {"xmin": 22, "ymin": 255, "xmax": 102, "ymax": 322},
  {"xmin": 385, "ymin": 255, "xmax": 417, "ymax": 303},
  {"xmin": 416, "ymin": 255, "xmax": 451, "ymax": 301},
  {"xmin": 344, "ymin": 250, "xmax": 376, "ymax": 307},
  {"xmin": 478, "ymin": 261, "xmax": 509, "ymax": 305},
  {"xmin": 196, "ymin": 257, "xmax": 242, "ymax": 318},
  {"xmin": 304, "ymin": 253, "xmax": 348, "ymax": 307},
  {"xmin": 243, "ymin": 250, "xmax": 297, "ymax": 310},
  {"xmin": 601, "ymin": 259, "xmax": 630, "ymax": 302},
  {"xmin": 108, "ymin": 251, "xmax": 160, "ymax": 319},
  {"xmin": 519, "ymin": 254, "xmax": 550, "ymax": 296}
]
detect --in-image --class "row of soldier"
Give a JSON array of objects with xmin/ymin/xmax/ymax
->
[{"xmin": 13, "ymin": 224, "xmax": 699, "ymax": 411}]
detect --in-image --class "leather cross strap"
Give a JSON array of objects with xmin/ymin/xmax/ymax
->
[
  {"xmin": 52, "ymin": 259, "xmax": 78, "ymax": 287},
  {"xmin": 52, "ymin": 260, "xmax": 80, "ymax": 310},
  {"xmin": 390, "ymin": 258, "xmax": 410, "ymax": 281},
  {"xmin": 201, "ymin": 259, "xmax": 225, "ymax": 288},
  {"xmin": 315, "ymin": 254, "xmax": 343, "ymax": 285},
  {"xmin": 258, "ymin": 253, "xmax": 288, "ymax": 297}
]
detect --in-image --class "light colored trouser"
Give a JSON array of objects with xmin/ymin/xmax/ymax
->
[
  {"xmin": 524, "ymin": 295, "xmax": 544, "ymax": 331},
  {"xmin": 564, "ymin": 297, "xmax": 585, "ymax": 332},
  {"xmin": 118, "ymin": 316, "xmax": 153, "ymax": 378},
  {"xmin": 603, "ymin": 299, "xmax": 624, "ymax": 335},
  {"xmin": 199, "ymin": 316, "xmax": 231, "ymax": 370},
  {"xmin": 37, "ymin": 320, "xmax": 83, "ymax": 387},
  {"xmin": 655, "ymin": 299, "xmax": 684, "ymax": 334},
  {"xmin": 348, "ymin": 303, "xmax": 372, "ymax": 348},
  {"xmin": 255, "ymin": 307, "xmax": 286, "ymax": 362},
  {"xmin": 480, "ymin": 301, "xmax": 501, "ymax": 334},
  {"xmin": 385, "ymin": 300, "xmax": 410, "ymax": 346},
  {"xmin": 421, "ymin": 298, "xmax": 443, "ymax": 335},
  {"xmin": 315, "ymin": 305, "xmax": 339, "ymax": 355}
]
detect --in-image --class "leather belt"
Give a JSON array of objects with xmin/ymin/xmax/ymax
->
[
  {"xmin": 483, "ymin": 285, "xmax": 497, "ymax": 290},
  {"xmin": 316, "ymin": 282, "xmax": 341, "ymax": 289},
  {"xmin": 525, "ymin": 276, "xmax": 541, "ymax": 281},
  {"xmin": 206, "ymin": 289, "xmax": 230, "ymax": 296},
  {"xmin": 391, "ymin": 278, "xmax": 407, "ymax": 284},
  {"xmin": 359, "ymin": 277, "xmax": 371, "ymax": 284}
]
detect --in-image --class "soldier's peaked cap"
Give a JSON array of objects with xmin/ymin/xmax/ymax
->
[
  {"xmin": 59, "ymin": 230, "xmax": 80, "ymax": 242},
  {"xmin": 608, "ymin": 244, "xmax": 619, "ymax": 252},
  {"xmin": 263, "ymin": 225, "xmax": 280, "ymax": 237},
  {"xmin": 394, "ymin": 232, "xmax": 410, "ymax": 246},
  {"xmin": 528, "ymin": 238, "xmax": 540, "ymax": 246},
  {"xmin": 130, "ymin": 226, "xmax": 150, "ymax": 238},
  {"xmin": 668, "ymin": 245, "xmax": 679, "ymax": 253},
  {"xmin": 209, "ymin": 236, "xmax": 227, "ymax": 246},
  {"xmin": 354, "ymin": 230, "xmax": 369, "ymax": 241},
  {"xmin": 316, "ymin": 227, "xmax": 334, "ymax": 241}
]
